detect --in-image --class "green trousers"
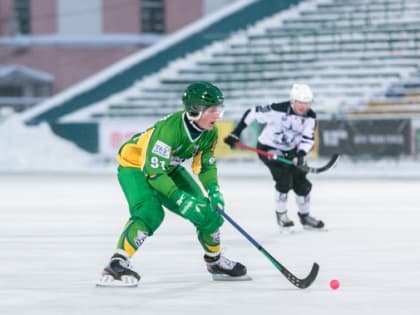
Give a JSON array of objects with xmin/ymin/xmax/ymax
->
[{"xmin": 115, "ymin": 166, "xmax": 223, "ymax": 257}]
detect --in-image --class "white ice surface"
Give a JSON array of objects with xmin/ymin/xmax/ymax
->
[{"xmin": 0, "ymin": 173, "xmax": 419, "ymax": 315}]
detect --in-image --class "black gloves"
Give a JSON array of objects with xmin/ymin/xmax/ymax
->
[
  {"xmin": 224, "ymin": 133, "xmax": 240, "ymax": 149},
  {"xmin": 294, "ymin": 150, "xmax": 307, "ymax": 166}
]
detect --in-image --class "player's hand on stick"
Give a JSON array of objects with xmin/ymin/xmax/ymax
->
[
  {"xmin": 293, "ymin": 150, "xmax": 307, "ymax": 167},
  {"xmin": 208, "ymin": 184, "xmax": 225, "ymax": 211},
  {"xmin": 174, "ymin": 191, "xmax": 209, "ymax": 223},
  {"xmin": 224, "ymin": 133, "xmax": 240, "ymax": 149}
]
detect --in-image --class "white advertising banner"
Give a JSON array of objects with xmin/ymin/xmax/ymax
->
[{"xmin": 99, "ymin": 119, "xmax": 155, "ymax": 158}]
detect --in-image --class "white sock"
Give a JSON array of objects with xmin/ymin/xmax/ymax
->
[
  {"xmin": 296, "ymin": 194, "xmax": 310, "ymax": 215},
  {"xmin": 275, "ymin": 192, "xmax": 288, "ymax": 213}
]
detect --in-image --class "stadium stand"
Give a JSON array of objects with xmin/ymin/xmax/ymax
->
[
  {"xmin": 17, "ymin": 0, "xmax": 420, "ymax": 153},
  {"xmin": 61, "ymin": 0, "xmax": 420, "ymax": 124},
  {"xmin": 349, "ymin": 75, "xmax": 420, "ymax": 118}
]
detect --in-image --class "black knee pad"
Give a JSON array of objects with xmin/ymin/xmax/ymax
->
[
  {"xmin": 293, "ymin": 179, "xmax": 312, "ymax": 196},
  {"xmin": 275, "ymin": 181, "xmax": 291, "ymax": 193}
]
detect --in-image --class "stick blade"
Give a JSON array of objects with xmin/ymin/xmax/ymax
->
[
  {"xmin": 308, "ymin": 154, "xmax": 340, "ymax": 174},
  {"xmin": 297, "ymin": 262, "xmax": 319, "ymax": 289}
]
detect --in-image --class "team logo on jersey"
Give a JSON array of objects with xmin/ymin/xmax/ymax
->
[{"xmin": 152, "ymin": 140, "xmax": 171, "ymax": 158}]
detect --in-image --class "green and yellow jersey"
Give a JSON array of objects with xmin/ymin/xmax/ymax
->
[{"xmin": 117, "ymin": 111, "xmax": 218, "ymax": 199}]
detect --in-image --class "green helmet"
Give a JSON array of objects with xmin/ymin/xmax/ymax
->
[{"xmin": 182, "ymin": 81, "xmax": 224, "ymax": 118}]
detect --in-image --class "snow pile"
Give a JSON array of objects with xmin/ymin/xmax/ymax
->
[{"xmin": 0, "ymin": 117, "xmax": 101, "ymax": 172}]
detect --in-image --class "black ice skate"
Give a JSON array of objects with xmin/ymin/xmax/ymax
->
[
  {"xmin": 204, "ymin": 254, "xmax": 250, "ymax": 281},
  {"xmin": 276, "ymin": 211, "xmax": 295, "ymax": 230},
  {"xmin": 298, "ymin": 212, "xmax": 325, "ymax": 230},
  {"xmin": 96, "ymin": 253, "xmax": 140, "ymax": 287}
]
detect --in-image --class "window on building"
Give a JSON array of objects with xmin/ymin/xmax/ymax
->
[
  {"xmin": 14, "ymin": 0, "xmax": 31, "ymax": 34},
  {"xmin": 0, "ymin": 86, "xmax": 23, "ymax": 97},
  {"xmin": 141, "ymin": 0, "xmax": 164, "ymax": 33}
]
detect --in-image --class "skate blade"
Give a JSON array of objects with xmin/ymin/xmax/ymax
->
[
  {"xmin": 302, "ymin": 225, "xmax": 328, "ymax": 232},
  {"xmin": 278, "ymin": 226, "xmax": 296, "ymax": 234},
  {"xmin": 211, "ymin": 274, "xmax": 252, "ymax": 281},
  {"xmin": 96, "ymin": 275, "xmax": 139, "ymax": 287}
]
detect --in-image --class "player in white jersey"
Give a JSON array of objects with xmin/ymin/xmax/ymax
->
[{"xmin": 224, "ymin": 83, "xmax": 324, "ymax": 230}]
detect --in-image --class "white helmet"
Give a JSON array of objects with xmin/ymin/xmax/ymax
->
[{"xmin": 290, "ymin": 83, "xmax": 313, "ymax": 104}]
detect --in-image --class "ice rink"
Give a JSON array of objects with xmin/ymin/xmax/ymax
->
[{"xmin": 0, "ymin": 171, "xmax": 419, "ymax": 315}]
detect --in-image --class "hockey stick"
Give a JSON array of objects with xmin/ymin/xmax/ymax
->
[
  {"xmin": 234, "ymin": 142, "xmax": 339, "ymax": 174},
  {"xmin": 216, "ymin": 207, "xmax": 319, "ymax": 289}
]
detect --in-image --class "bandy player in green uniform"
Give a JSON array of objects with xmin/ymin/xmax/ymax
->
[{"xmin": 97, "ymin": 82, "xmax": 248, "ymax": 287}]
